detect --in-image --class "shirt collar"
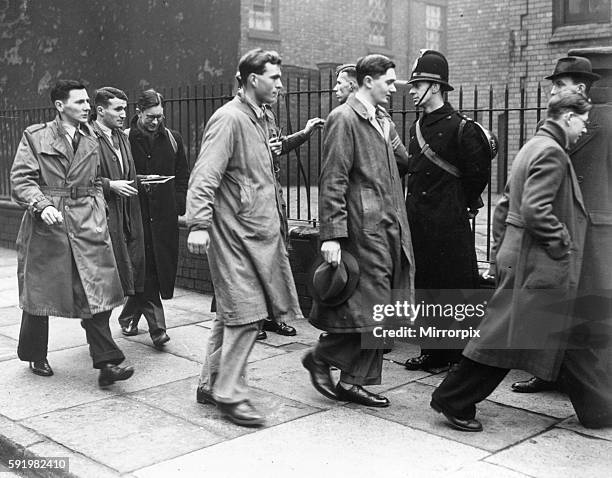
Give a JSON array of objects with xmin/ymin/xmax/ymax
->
[
  {"xmin": 355, "ymin": 91, "xmax": 377, "ymax": 120},
  {"xmin": 238, "ymin": 88, "xmax": 266, "ymax": 120},
  {"xmin": 95, "ymin": 119, "xmax": 113, "ymax": 138}
]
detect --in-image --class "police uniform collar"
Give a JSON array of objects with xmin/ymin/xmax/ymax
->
[{"xmin": 421, "ymin": 102, "xmax": 454, "ymax": 126}]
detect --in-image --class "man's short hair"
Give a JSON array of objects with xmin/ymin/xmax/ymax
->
[
  {"xmin": 94, "ymin": 87, "xmax": 128, "ymax": 108},
  {"xmin": 50, "ymin": 80, "xmax": 87, "ymax": 104},
  {"xmin": 355, "ymin": 55, "xmax": 395, "ymax": 86},
  {"xmin": 547, "ymin": 90, "xmax": 592, "ymax": 119},
  {"xmin": 336, "ymin": 63, "xmax": 357, "ymax": 79},
  {"xmin": 137, "ymin": 89, "xmax": 164, "ymax": 111},
  {"xmin": 238, "ymin": 49, "xmax": 282, "ymax": 85}
]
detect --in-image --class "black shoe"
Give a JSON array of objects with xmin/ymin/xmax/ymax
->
[
  {"xmin": 217, "ymin": 400, "xmax": 265, "ymax": 427},
  {"xmin": 98, "ymin": 364, "xmax": 134, "ymax": 387},
  {"xmin": 430, "ymin": 400, "xmax": 483, "ymax": 432},
  {"xmin": 404, "ymin": 354, "xmax": 449, "ymax": 371},
  {"xmin": 152, "ymin": 331, "xmax": 170, "ymax": 348},
  {"xmin": 262, "ymin": 320, "xmax": 297, "ymax": 336},
  {"xmin": 511, "ymin": 376, "xmax": 557, "ymax": 393},
  {"xmin": 196, "ymin": 385, "xmax": 216, "ymax": 406},
  {"xmin": 301, "ymin": 351, "xmax": 338, "ymax": 400},
  {"xmin": 29, "ymin": 359, "xmax": 53, "ymax": 377},
  {"xmin": 120, "ymin": 320, "xmax": 139, "ymax": 336},
  {"xmin": 256, "ymin": 330, "xmax": 267, "ymax": 340},
  {"xmin": 336, "ymin": 384, "xmax": 390, "ymax": 408}
]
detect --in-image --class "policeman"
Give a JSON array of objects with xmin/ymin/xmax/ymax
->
[{"xmin": 403, "ymin": 50, "xmax": 491, "ymax": 371}]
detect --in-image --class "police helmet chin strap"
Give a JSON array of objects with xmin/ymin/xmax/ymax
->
[{"xmin": 415, "ymin": 82, "xmax": 433, "ymax": 108}]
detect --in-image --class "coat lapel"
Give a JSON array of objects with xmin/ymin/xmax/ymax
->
[{"xmin": 569, "ymin": 121, "xmax": 600, "ymax": 156}]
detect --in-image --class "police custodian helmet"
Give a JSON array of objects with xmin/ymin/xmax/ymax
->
[{"xmin": 407, "ymin": 50, "xmax": 454, "ymax": 91}]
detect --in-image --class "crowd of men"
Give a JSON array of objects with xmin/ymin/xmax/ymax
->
[{"xmin": 10, "ymin": 47, "xmax": 611, "ymax": 431}]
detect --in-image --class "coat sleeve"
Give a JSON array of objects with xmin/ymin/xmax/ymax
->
[
  {"xmin": 521, "ymin": 146, "xmax": 572, "ymax": 259},
  {"xmin": 319, "ymin": 110, "xmax": 353, "ymax": 241},
  {"xmin": 459, "ymin": 122, "xmax": 491, "ymax": 205},
  {"xmin": 281, "ymin": 130, "xmax": 309, "ymax": 154},
  {"xmin": 171, "ymin": 130, "xmax": 189, "ymax": 216},
  {"xmin": 186, "ymin": 112, "xmax": 235, "ymax": 231},
  {"xmin": 491, "ymin": 183, "xmax": 510, "ymax": 263},
  {"xmin": 10, "ymin": 130, "xmax": 53, "ymax": 215}
]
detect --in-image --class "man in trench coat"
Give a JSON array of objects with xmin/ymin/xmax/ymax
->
[
  {"xmin": 11, "ymin": 80, "xmax": 134, "ymax": 387},
  {"xmin": 431, "ymin": 92, "xmax": 592, "ymax": 432},
  {"xmin": 91, "ymin": 86, "xmax": 145, "ymax": 298},
  {"xmin": 302, "ymin": 54, "xmax": 415, "ymax": 408},
  {"xmin": 506, "ymin": 56, "xmax": 612, "ymax": 425},
  {"xmin": 187, "ymin": 49, "xmax": 303, "ymax": 427}
]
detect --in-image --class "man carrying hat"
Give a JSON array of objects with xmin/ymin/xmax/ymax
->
[
  {"xmin": 302, "ymin": 54, "xmax": 414, "ymax": 407},
  {"xmin": 505, "ymin": 55, "xmax": 612, "ymax": 427},
  {"xmin": 403, "ymin": 50, "xmax": 491, "ymax": 372}
]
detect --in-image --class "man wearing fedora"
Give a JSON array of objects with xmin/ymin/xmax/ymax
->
[
  {"xmin": 505, "ymin": 55, "xmax": 612, "ymax": 426},
  {"xmin": 402, "ymin": 50, "xmax": 491, "ymax": 372},
  {"xmin": 302, "ymin": 54, "xmax": 414, "ymax": 407}
]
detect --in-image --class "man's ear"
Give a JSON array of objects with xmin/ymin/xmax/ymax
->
[
  {"xmin": 248, "ymin": 73, "xmax": 258, "ymax": 89},
  {"xmin": 54, "ymin": 100, "xmax": 64, "ymax": 112},
  {"xmin": 431, "ymin": 82, "xmax": 441, "ymax": 94},
  {"xmin": 96, "ymin": 105, "xmax": 104, "ymax": 116},
  {"xmin": 363, "ymin": 75, "xmax": 373, "ymax": 89}
]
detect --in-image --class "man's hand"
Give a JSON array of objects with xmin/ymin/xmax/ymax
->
[
  {"xmin": 269, "ymin": 138, "xmax": 283, "ymax": 156},
  {"xmin": 321, "ymin": 240, "xmax": 341, "ymax": 267},
  {"xmin": 110, "ymin": 180, "xmax": 138, "ymax": 197},
  {"xmin": 188, "ymin": 229, "xmax": 210, "ymax": 255},
  {"xmin": 40, "ymin": 206, "xmax": 63, "ymax": 226},
  {"xmin": 304, "ymin": 117, "xmax": 325, "ymax": 136}
]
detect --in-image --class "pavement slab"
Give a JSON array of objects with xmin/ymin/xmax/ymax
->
[
  {"xmin": 0, "ymin": 340, "xmax": 198, "ymax": 420},
  {"xmin": 132, "ymin": 407, "xmax": 490, "ymax": 478},
  {"xmin": 446, "ymin": 461, "xmax": 532, "ymax": 478},
  {"xmin": 418, "ymin": 369, "xmax": 575, "ymax": 419},
  {"xmin": 165, "ymin": 292, "xmax": 215, "ymax": 319},
  {"xmin": 485, "ymin": 427, "xmax": 612, "ymax": 478},
  {"xmin": 556, "ymin": 416, "xmax": 612, "ymax": 441},
  {"xmin": 129, "ymin": 377, "xmax": 319, "ymax": 439},
  {"xmin": 0, "ymin": 334, "xmax": 16, "ymax": 362},
  {"xmin": 21, "ymin": 396, "xmax": 224, "ymax": 474},
  {"xmin": 0, "ymin": 266, "xmax": 15, "ymax": 279},
  {"xmin": 358, "ymin": 381, "xmax": 558, "ymax": 452},
  {"xmin": 0, "ymin": 306, "xmax": 21, "ymax": 328}
]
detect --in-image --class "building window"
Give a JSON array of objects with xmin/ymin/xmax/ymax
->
[
  {"xmin": 248, "ymin": 0, "xmax": 278, "ymax": 32},
  {"xmin": 368, "ymin": 0, "xmax": 390, "ymax": 47},
  {"xmin": 555, "ymin": 0, "xmax": 611, "ymax": 26},
  {"xmin": 425, "ymin": 4, "xmax": 445, "ymax": 51}
]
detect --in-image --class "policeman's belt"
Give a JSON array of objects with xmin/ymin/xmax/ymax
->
[
  {"xmin": 40, "ymin": 186, "xmax": 97, "ymax": 199},
  {"xmin": 415, "ymin": 119, "xmax": 462, "ymax": 178}
]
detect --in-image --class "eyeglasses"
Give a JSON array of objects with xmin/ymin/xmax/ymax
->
[{"xmin": 143, "ymin": 113, "xmax": 164, "ymax": 122}]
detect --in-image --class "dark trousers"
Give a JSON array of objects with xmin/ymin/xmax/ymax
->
[
  {"xmin": 315, "ymin": 333, "xmax": 384, "ymax": 386},
  {"xmin": 118, "ymin": 255, "xmax": 166, "ymax": 337},
  {"xmin": 431, "ymin": 357, "xmax": 508, "ymax": 420},
  {"xmin": 18, "ymin": 310, "xmax": 125, "ymax": 369}
]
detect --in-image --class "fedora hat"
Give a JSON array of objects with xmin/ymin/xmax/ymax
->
[
  {"xmin": 407, "ymin": 50, "xmax": 454, "ymax": 91},
  {"xmin": 308, "ymin": 250, "xmax": 360, "ymax": 307},
  {"xmin": 545, "ymin": 56, "xmax": 601, "ymax": 82}
]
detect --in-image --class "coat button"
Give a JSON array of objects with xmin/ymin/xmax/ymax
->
[
  {"xmin": 438, "ymin": 132, "xmax": 443, "ymax": 137},
  {"xmin": 447, "ymin": 115, "xmax": 452, "ymax": 120},
  {"xmin": 577, "ymin": 175, "xmax": 584, "ymax": 182},
  {"xmin": 147, "ymin": 155, "xmax": 152, "ymax": 159},
  {"xmin": 69, "ymin": 232, "xmax": 75, "ymax": 239},
  {"xmin": 95, "ymin": 226, "xmax": 102, "ymax": 233},
  {"xmin": 64, "ymin": 205, "xmax": 69, "ymax": 211},
  {"xmin": 422, "ymin": 191, "xmax": 427, "ymax": 196},
  {"xmin": 407, "ymin": 192, "xmax": 412, "ymax": 197}
]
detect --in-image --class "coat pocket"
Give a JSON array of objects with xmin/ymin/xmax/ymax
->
[
  {"xmin": 360, "ymin": 186, "xmax": 382, "ymax": 231},
  {"xmin": 523, "ymin": 246, "xmax": 570, "ymax": 289}
]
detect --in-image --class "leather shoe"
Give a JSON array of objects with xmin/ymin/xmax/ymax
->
[
  {"xmin": 152, "ymin": 331, "xmax": 170, "ymax": 348},
  {"xmin": 196, "ymin": 385, "xmax": 216, "ymax": 406},
  {"xmin": 301, "ymin": 351, "xmax": 338, "ymax": 400},
  {"xmin": 29, "ymin": 359, "xmax": 53, "ymax": 377},
  {"xmin": 120, "ymin": 321, "xmax": 138, "ymax": 336},
  {"xmin": 430, "ymin": 400, "xmax": 483, "ymax": 432},
  {"xmin": 256, "ymin": 330, "xmax": 267, "ymax": 340},
  {"xmin": 262, "ymin": 319, "xmax": 297, "ymax": 336},
  {"xmin": 511, "ymin": 376, "xmax": 557, "ymax": 393},
  {"xmin": 98, "ymin": 364, "xmax": 134, "ymax": 387},
  {"xmin": 404, "ymin": 354, "xmax": 449, "ymax": 371},
  {"xmin": 336, "ymin": 384, "xmax": 390, "ymax": 408},
  {"xmin": 217, "ymin": 400, "xmax": 265, "ymax": 427}
]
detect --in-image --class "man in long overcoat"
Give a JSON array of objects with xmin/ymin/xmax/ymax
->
[
  {"xmin": 431, "ymin": 92, "xmax": 592, "ymax": 432},
  {"xmin": 91, "ymin": 87, "xmax": 145, "ymax": 297},
  {"xmin": 11, "ymin": 80, "xmax": 133, "ymax": 387},
  {"xmin": 403, "ymin": 50, "xmax": 491, "ymax": 371},
  {"xmin": 508, "ymin": 56, "xmax": 612, "ymax": 426},
  {"xmin": 117, "ymin": 89, "xmax": 189, "ymax": 347},
  {"xmin": 302, "ymin": 54, "xmax": 414, "ymax": 408},
  {"xmin": 187, "ymin": 49, "xmax": 303, "ymax": 427}
]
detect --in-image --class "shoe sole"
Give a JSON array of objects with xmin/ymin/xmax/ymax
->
[
  {"xmin": 222, "ymin": 413, "xmax": 265, "ymax": 428},
  {"xmin": 98, "ymin": 368, "xmax": 135, "ymax": 387},
  {"xmin": 30, "ymin": 369, "xmax": 53, "ymax": 377},
  {"xmin": 430, "ymin": 400, "xmax": 482, "ymax": 432},
  {"xmin": 301, "ymin": 353, "xmax": 339, "ymax": 400}
]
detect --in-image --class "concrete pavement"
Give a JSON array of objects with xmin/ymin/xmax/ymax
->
[{"xmin": 0, "ymin": 246, "xmax": 610, "ymax": 477}]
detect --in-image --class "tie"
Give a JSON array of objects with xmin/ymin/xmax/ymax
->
[
  {"xmin": 111, "ymin": 129, "xmax": 120, "ymax": 150},
  {"xmin": 72, "ymin": 128, "xmax": 81, "ymax": 153}
]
